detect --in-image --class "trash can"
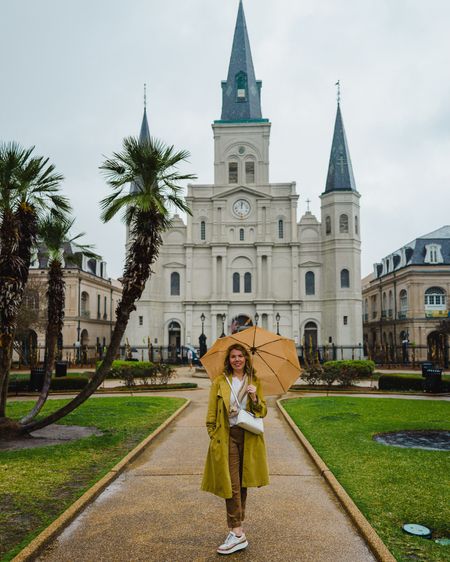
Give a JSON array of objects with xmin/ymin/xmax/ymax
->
[
  {"xmin": 55, "ymin": 361, "xmax": 68, "ymax": 377},
  {"xmin": 29, "ymin": 367, "xmax": 45, "ymax": 392},
  {"xmin": 421, "ymin": 361, "xmax": 434, "ymax": 376},
  {"xmin": 422, "ymin": 368, "xmax": 443, "ymax": 393}
]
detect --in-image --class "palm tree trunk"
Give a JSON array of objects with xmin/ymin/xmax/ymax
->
[
  {"xmin": 20, "ymin": 261, "xmax": 64, "ymax": 425},
  {"xmin": 21, "ymin": 295, "xmax": 132, "ymax": 433},
  {"xmin": 20, "ymin": 221, "xmax": 160, "ymax": 434}
]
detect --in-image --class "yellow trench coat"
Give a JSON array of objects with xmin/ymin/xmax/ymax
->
[{"xmin": 201, "ymin": 373, "xmax": 269, "ymax": 499}]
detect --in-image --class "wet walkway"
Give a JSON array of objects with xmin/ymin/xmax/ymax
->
[{"xmin": 37, "ymin": 385, "xmax": 376, "ymax": 562}]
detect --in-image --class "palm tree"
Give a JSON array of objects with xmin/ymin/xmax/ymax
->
[
  {"xmin": 20, "ymin": 216, "xmax": 96, "ymax": 424},
  {"xmin": 20, "ymin": 136, "xmax": 195, "ymax": 434},
  {"xmin": 0, "ymin": 142, "xmax": 69, "ymax": 427}
]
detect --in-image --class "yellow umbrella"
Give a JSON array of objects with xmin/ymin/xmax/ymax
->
[{"xmin": 200, "ymin": 326, "xmax": 301, "ymax": 395}]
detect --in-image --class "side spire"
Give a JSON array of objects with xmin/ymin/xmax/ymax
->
[
  {"xmin": 324, "ymin": 90, "xmax": 357, "ymax": 193},
  {"xmin": 218, "ymin": 0, "xmax": 265, "ymax": 122},
  {"xmin": 139, "ymin": 83, "xmax": 150, "ymax": 143}
]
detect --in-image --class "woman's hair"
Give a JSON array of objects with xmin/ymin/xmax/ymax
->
[{"xmin": 224, "ymin": 344, "xmax": 255, "ymax": 377}]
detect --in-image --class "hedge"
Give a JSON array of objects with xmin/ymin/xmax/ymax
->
[
  {"xmin": 8, "ymin": 376, "xmax": 90, "ymax": 393},
  {"xmin": 378, "ymin": 374, "xmax": 450, "ymax": 392}
]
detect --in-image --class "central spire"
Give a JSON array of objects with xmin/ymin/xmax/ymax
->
[{"xmin": 219, "ymin": 0, "xmax": 265, "ymax": 122}]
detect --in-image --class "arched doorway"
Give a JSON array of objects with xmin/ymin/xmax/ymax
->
[
  {"xmin": 303, "ymin": 321, "xmax": 318, "ymax": 365},
  {"xmin": 427, "ymin": 331, "xmax": 448, "ymax": 367},
  {"xmin": 80, "ymin": 329, "xmax": 89, "ymax": 364},
  {"xmin": 168, "ymin": 321, "xmax": 181, "ymax": 362}
]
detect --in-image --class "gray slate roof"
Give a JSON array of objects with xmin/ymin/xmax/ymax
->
[
  {"xmin": 374, "ymin": 225, "xmax": 450, "ymax": 277},
  {"xmin": 218, "ymin": 0, "xmax": 266, "ymax": 123},
  {"xmin": 324, "ymin": 104, "xmax": 357, "ymax": 193}
]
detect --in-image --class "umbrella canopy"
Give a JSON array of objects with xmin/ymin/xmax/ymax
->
[{"xmin": 200, "ymin": 326, "xmax": 301, "ymax": 395}]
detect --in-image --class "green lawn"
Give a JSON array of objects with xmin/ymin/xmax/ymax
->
[
  {"xmin": 1, "ymin": 396, "xmax": 185, "ymax": 561},
  {"xmin": 282, "ymin": 397, "xmax": 450, "ymax": 562}
]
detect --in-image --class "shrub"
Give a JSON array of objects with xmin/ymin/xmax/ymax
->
[
  {"xmin": 105, "ymin": 360, "xmax": 175, "ymax": 387},
  {"xmin": 301, "ymin": 365, "xmax": 324, "ymax": 386},
  {"xmin": 322, "ymin": 360, "xmax": 375, "ymax": 386}
]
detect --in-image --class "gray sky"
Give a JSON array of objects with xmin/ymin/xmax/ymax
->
[{"xmin": 2, "ymin": 0, "xmax": 449, "ymax": 279}]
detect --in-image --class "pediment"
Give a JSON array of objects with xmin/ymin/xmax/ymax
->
[
  {"xmin": 299, "ymin": 260, "xmax": 322, "ymax": 267},
  {"xmin": 211, "ymin": 185, "xmax": 272, "ymax": 201},
  {"xmin": 163, "ymin": 261, "xmax": 186, "ymax": 268}
]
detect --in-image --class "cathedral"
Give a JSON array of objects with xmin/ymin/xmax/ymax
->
[{"xmin": 125, "ymin": 0, "xmax": 363, "ymax": 354}]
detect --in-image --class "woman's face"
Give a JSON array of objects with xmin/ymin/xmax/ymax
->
[{"xmin": 229, "ymin": 348, "xmax": 246, "ymax": 373}]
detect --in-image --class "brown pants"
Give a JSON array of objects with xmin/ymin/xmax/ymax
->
[{"xmin": 226, "ymin": 426, "xmax": 247, "ymax": 528}]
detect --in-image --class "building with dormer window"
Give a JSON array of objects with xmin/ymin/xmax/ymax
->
[
  {"xmin": 362, "ymin": 225, "xmax": 450, "ymax": 365},
  {"xmin": 125, "ymin": 1, "xmax": 362, "ymax": 354}
]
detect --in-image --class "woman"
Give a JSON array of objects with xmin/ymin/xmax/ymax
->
[{"xmin": 201, "ymin": 344, "xmax": 269, "ymax": 555}]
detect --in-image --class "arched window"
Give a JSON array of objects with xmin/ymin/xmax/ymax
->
[
  {"xmin": 305, "ymin": 271, "xmax": 315, "ymax": 295},
  {"xmin": 228, "ymin": 161, "xmax": 238, "ymax": 183},
  {"xmin": 399, "ymin": 289, "xmax": 408, "ymax": 318},
  {"xmin": 81, "ymin": 291, "xmax": 90, "ymax": 317},
  {"xmin": 278, "ymin": 219, "xmax": 284, "ymax": 239},
  {"xmin": 170, "ymin": 272, "xmax": 180, "ymax": 296},
  {"xmin": 200, "ymin": 221, "xmax": 206, "ymax": 241},
  {"xmin": 339, "ymin": 214, "xmax": 349, "ymax": 233},
  {"xmin": 325, "ymin": 216, "xmax": 331, "ymax": 235},
  {"xmin": 424, "ymin": 287, "xmax": 446, "ymax": 308},
  {"xmin": 355, "ymin": 215, "xmax": 359, "ymax": 235},
  {"xmin": 388, "ymin": 290, "xmax": 393, "ymax": 317},
  {"xmin": 340, "ymin": 269, "xmax": 350, "ymax": 288},
  {"xmin": 245, "ymin": 160, "xmax": 255, "ymax": 184},
  {"xmin": 233, "ymin": 272, "xmax": 240, "ymax": 293},
  {"xmin": 244, "ymin": 272, "xmax": 251, "ymax": 293},
  {"xmin": 239, "ymin": 228, "xmax": 245, "ymax": 241}
]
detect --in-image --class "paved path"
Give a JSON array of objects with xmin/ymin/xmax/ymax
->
[{"xmin": 37, "ymin": 385, "xmax": 376, "ymax": 562}]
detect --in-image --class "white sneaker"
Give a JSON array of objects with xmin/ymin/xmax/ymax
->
[{"xmin": 217, "ymin": 531, "xmax": 248, "ymax": 555}]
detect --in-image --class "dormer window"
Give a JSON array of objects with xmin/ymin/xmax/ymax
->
[
  {"xmin": 424, "ymin": 244, "xmax": 443, "ymax": 264},
  {"xmin": 236, "ymin": 71, "xmax": 247, "ymax": 101}
]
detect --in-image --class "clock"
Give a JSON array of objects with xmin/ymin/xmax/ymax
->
[{"xmin": 233, "ymin": 199, "xmax": 251, "ymax": 219}]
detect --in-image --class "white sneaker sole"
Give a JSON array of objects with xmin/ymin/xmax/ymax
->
[{"xmin": 217, "ymin": 539, "xmax": 248, "ymax": 555}]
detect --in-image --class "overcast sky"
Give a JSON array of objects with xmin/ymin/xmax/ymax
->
[{"xmin": 2, "ymin": 0, "xmax": 449, "ymax": 279}]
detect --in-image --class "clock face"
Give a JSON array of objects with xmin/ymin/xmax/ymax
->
[{"xmin": 233, "ymin": 199, "xmax": 251, "ymax": 218}]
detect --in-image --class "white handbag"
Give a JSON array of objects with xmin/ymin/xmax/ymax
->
[{"xmin": 226, "ymin": 377, "xmax": 264, "ymax": 435}]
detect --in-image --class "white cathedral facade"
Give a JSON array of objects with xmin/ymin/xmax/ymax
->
[{"xmin": 125, "ymin": 1, "xmax": 363, "ymax": 354}]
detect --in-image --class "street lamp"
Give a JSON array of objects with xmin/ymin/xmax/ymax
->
[
  {"xmin": 254, "ymin": 312, "xmax": 259, "ymax": 326},
  {"xmin": 200, "ymin": 313, "xmax": 205, "ymax": 336},
  {"xmin": 276, "ymin": 312, "xmax": 281, "ymax": 335},
  {"xmin": 220, "ymin": 313, "xmax": 226, "ymax": 337},
  {"xmin": 199, "ymin": 313, "xmax": 207, "ymax": 358}
]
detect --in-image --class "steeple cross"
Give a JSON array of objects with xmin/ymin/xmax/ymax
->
[
  {"xmin": 144, "ymin": 83, "xmax": 147, "ymax": 109},
  {"xmin": 306, "ymin": 198, "xmax": 311, "ymax": 212},
  {"xmin": 335, "ymin": 80, "xmax": 341, "ymax": 105}
]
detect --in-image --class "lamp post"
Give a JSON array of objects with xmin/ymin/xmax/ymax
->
[
  {"xmin": 220, "ymin": 313, "xmax": 226, "ymax": 337},
  {"xmin": 276, "ymin": 312, "xmax": 281, "ymax": 335},
  {"xmin": 200, "ymin": 313, "xmax": 205, "ymax": 336},
  {"xmin": 199, "ymin": 313, "xmax": 207, "ymax": 357},
  {"xmin": 254, "ymin": 312, "xmax": 259, "ymax": 326}
]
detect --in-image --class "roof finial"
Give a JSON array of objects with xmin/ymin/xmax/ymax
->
[
  {"xmin": 144, "ymin": 83, "xmax": 147, "ymax": 110},
  {"xmin": 306, "ymin": 198, "xmax": 311, "ymax": 212},
  {"xmin": 335, "ymin": 80, "xmax": 341, "ymax": 105}
]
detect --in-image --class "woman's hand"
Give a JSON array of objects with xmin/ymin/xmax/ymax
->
[{"xmin": 247, "ymin": 384, "xmax": 258, "ymax": 403}]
